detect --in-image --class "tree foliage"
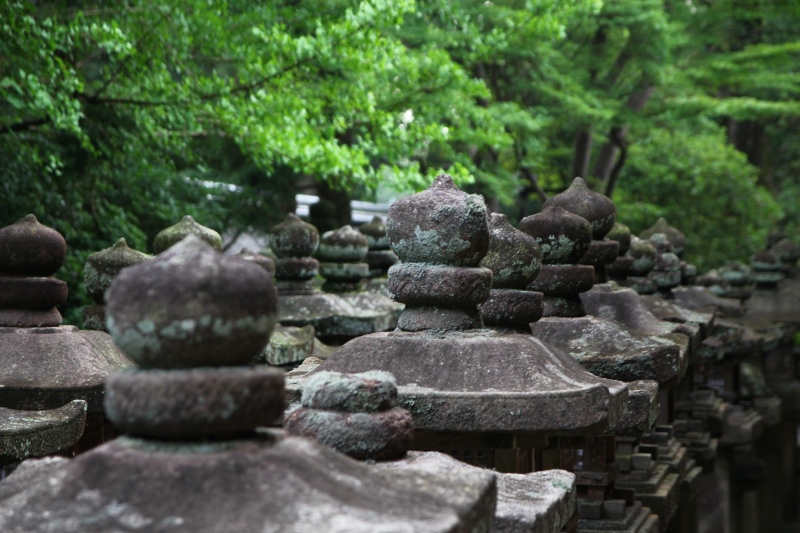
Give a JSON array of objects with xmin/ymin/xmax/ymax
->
[{"xmin": 1, "ymin": 0, "xmax": 798, "ymax": 322}]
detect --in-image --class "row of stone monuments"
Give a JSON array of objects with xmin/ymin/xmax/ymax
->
[{"xmin": 0, "ymin": 175, "xmax": 799, "ymax": 532}]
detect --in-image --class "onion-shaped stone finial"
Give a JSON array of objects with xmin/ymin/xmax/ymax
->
[
  {"xmin": 0, "ymin": 215, "xmax": 68, "ymax": 327},
  {"xmin": 318, "ymin": 225, "xmax": 370, "ymax": 292},
  {"xmin": 479, "ymin": 213, "xmax": 544, "ymax": 327},
  {"xmin": 104, "ymin": 235, "xmax": 281, "ymax": 440},
  {"xmin": 359, "ymin": 215, "xmax": 391, "ymax": 251},
  {"xmin": 318, "ymin": 225, "xmax": 369, "ymax": 262},
  {"xmin": 640, "ymin": 218, "xmax": 686, "ymax": 257},
  {"xmin": 481, "ymin": 213, "xmax": 542, "ymax": 289},
  {"xmin": 543, "ymin": 177, "xmax": 616, "ymax": 239},
  {"xmin": 628, "ymin": 237, "xmax": 657, "ymax": 276},
  {"xmin": 607, "ymin": 222, "xmax": 632, "ymax": 255},
  {"xmin": 106, "ymin": 235, "xmax": 277, "ymax": 369},
  {"xmin": 386, "ymin": 176, "xmax": 492, "ymax": 331},
  {"xmin": 269, "ymin": 213, "xmax": 319, "ymax": 258},
  {"xmin": 84, "ymin": 238, "xmax": 151, "ymax": 303},
  {"xmin": 387, "ymin": 174, "xmax": 489, "ymax": 267},
  {"xmin": 153, "ymin": 215, "xmax": 222, "ymax": 254},
  {"xmin": 0, "ymin": 214, "xmax": 66, "ymax": 277},
  {"xmin": 518, "ymin": 206, "xmax": 592, "ymax": 265}
]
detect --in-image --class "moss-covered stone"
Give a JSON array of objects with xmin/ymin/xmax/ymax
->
[{"xmin": 152, "ymin": 215, "xmax": 222, "ymax": 254}]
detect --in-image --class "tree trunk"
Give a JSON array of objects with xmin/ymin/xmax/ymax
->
[
  {"xmin": 571, "ymin": 128, "xmax": 594, "ymax": 180},
  {"xmin": 593, "ymin": 86, "xmax": 655, "ymax": 193}
]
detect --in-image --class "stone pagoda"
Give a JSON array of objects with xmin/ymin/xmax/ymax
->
[
  {"xmin": 271, "ymin": 214, "xmax": 396, "ymax": 344},
  {"xmin": 0, "ymin": 215, "xmax": 131, "ymax": 450}
]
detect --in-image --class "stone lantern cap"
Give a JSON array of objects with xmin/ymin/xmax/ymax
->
[
  {"xmin": 84, "ymin": 238, "xmax": 151, "ymax": 304},
  {"xmin": 152, "ymin": 215, "xmax": 222, "ymax": 254}
]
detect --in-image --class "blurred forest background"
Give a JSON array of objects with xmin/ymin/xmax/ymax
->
[{"xmin": 2, "ymin": 0, "xmax": 799, "ymax": 323}]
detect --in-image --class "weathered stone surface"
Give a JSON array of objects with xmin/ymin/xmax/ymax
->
[
  {"xmin": 288, "ymin": 331, "xmax": 628, "ymax": 434},
  {"xmin": 481, "ymin": 213, "xmax": 542, "ymax": 289},
  {"xmin": 105, "ymin": 367, "xmax": 285, "ymax": 439},
  {"xmin": 318, "ymin": 261, "xmax": 369, "ymax": 281},
  {"xmin": 608, "ymin": 221, "xmax": 632, "ymax": 255},
  {"xmin": 302, "ymin": 370, "xmax": 398, "ymax": 412},
  {"xmin": 0, "ymin": 278, "xmax": 67, "ymax": 310},
  {"xmin": 0, "ymin": 215, "xmax": 66, "ymax": 277},
  {"xmin": 260, "ymin": 325, "xmax": 315, "ymax": 366},
  {"xmin": 84, "ymin": 238, "xmax": 151, "ymax": 302},
  {"xmin": 528, "ymin": 264, "xmax": 594, "ymax": 295},
  {"xmin": 365, "ymin": 250, "xmax": 398, "ymax": 275},
  {"xmin": 274, "ymin": 257, "xmax": 319, "ymax": 280},
  {"xmin": 389, "ymin": 263, "xmax": 493, "ymax": 307},
  {"xmin": 0, "ymin": 433, "xmax": 497, "ymax": 532},
  {"xmin": 671, "ymin": 286, "xmax": 746, "ymax": 318},
  {"xmin": 106, "ymin": 236, "xmax": 277, "ymax": 368},
  {"xmin": 0, "ymin": 400, "xmax": 87, "ymax": 464},
  {"xmin": 279, "ymin": 292, "xmax": 394, "ymax": 338},
  {"xmin": 379, "ymin": 451, "xmax": 577, "ymax": 533},
  {"xmin": 387, "ymin": 174, "xmax": 489, "ymax": 267},
  {"xmin": 628, "ymin": 237, "xmax": 657, "ymax": 276},
  {"xmin": 81, "ymin": 305, "xmax": 105, "ymax": 331},
  {"xmin": 285, "ymin": 407, "xmax": 414, "ymax": 460},
  {"xmin": 152, "ymin": 215, "xmax": 222, "ymax": 254},
  {"xmin": 640, "ymin": 294, "xmax": 715, "ymax": 337},
  {"xmin": 518, "ymin": 206, "xmax": 592, "ymax": 264},
  {"xmin": 532, "ymin": 316, "xmax": 683, "ymax": 388},
  {"xmin": 608, "ymin": 256, "xmax": 635, "ymax": 278},
  {"xmin": 269, "ymin": 213, "xmax": 319, "ymax": 258},
  {"xmin": 610, "ymin": 380, "xmax": 660, "ymax": 436},
  {"xmin": 480, "ymin": 289, "xmax": 543, "ymax": 327},
  {"xmin": 396, "ymin": 306, "xmax": 483, "ymax": 332},
  {"xmin": 0, "ymin": 327, "xmax": 131, "ymax": 413},
  {"xmin": 317, "ymin": 225, "xmax": 369, "ymax": 262},
  {"xmin": 235, "ymin": 248, "xmax": 276, "ymax": 277},
  {"xmin": 544, "ymin": 177, "xmax": 616, "ymax": 239},
  {"xmin": 359, "ymin": 216, "xmax": 391, "ymax": 250},
  {"xmin": 640, "ymin": 218, "xmax": 685, "ymax": 257},
  {"xmin": 582, "ymin": 287, "xmax": 700, "ymax": 353},
  {"xmin": 579, "ymin": 239, "xmax": 620, "ymax": 267}
]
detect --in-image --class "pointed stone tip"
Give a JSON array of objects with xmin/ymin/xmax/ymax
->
[
  {"xmin": 488, "ymin": 212, "xmax": 509, "ymax": 227},
  {"xmin": 371, "ymin": 215, "xmax": 383, "ymax": 223},
  {"xmin": 285, "ymin": 212, "xmax": 302, "ymax": 222},
  {"xmin": 431, "ymin": 174, "xmax": 457, "ymax": 190},
  {"xmin": 19, "ymin": 214, "xmax": 39, "ymax": 224},
  {"xmin": 112, "ymin": 238, "xmax": 129, "ymax": 248},
  {"xmin": 181, "ymin": 215, "xmax": 196, "ymax": 223},
  {"xmin": 571, "ymin": 177, "xmax": 589, "ymax": 189},
  {"xmin": 166, "ymin": 233, "xmax": 216, "ymax": 255}
]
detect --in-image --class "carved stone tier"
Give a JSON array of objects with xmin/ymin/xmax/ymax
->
[{"xmin": 0, "ymin": 400, "xmax": 86, "ymax": 465}]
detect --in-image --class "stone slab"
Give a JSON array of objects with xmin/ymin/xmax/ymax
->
[
  {"xmin": 0, "ymin": 432, "xmax": 496, "ymax": 532},
  {"xmin": 288, "ymin": 330, "xmax": 629, "ymax": 435},
  {"xmin": 0, "ymin": 400, "xmax": 86, "ymax": 464}
]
